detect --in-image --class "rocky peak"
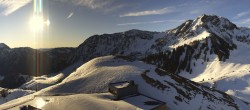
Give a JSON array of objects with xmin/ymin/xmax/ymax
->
[
  {"xmin": 166, "ymin": 14, "xmax": 239, "ymax": 45},
  {"xmin": 199, "ymin": 14, "xmax": 238, "ymax": 30}
]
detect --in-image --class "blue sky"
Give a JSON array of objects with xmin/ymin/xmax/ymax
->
[{"xmin": 0, "ymin": 0, "xmax": 250, "ymax": 48}]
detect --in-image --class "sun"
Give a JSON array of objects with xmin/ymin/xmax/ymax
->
[
  {"xmin": 29, "ymin": 15, "xmax": 44, "ymax": 32},
  {"xmin": 29, "ymin": 15, "xmax": 50, "ymax": 33}
]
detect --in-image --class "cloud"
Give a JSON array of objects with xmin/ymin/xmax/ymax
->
[
  {"xmin": 71, "ymin": 0, "xmax": 110, "ymax": 9},
  {"xmin": 0, "ymin": 0, "xmax": 31, "ymax": 16},
  {"xmin": 56, "ymin": 0, "xmax": 125, "ymax": 13},
  {"xmin": 241, "ymin": 18, "xmax": 250, "ymax": 24},
  {"xmin": 120, "ymin": 7, "xmax": 175, "ymax": 17},
  {"xmin": 234, "ymin": 12, "xmax": 250, "ymax": 19},
  {"xmin": 55, "ymin": 0, "xmax": 112, "ymax": 9},
  {"xmin": 103, "ymin": 4, "xmax": 126, "ymax": 13},
  {"xmin": 117, "ymin": 19, "xmax": 185, "ymax": 26},
  {"xmin": 67, "ymin": 12, "xmax": 74, "ymax": 19},
  {"xmin": 190, "ymin": 10, "xmax": 203, "ymax": 14}
]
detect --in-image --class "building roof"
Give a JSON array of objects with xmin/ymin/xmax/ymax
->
[
  {"xmin": 110, "ymin": 81, "xmax": 131, "ymax": 88},
  {"xmin": 122, "ymin": 94, "xmax": 165, "ymax": 110}
]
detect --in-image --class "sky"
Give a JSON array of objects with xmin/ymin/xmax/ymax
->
[{"xmin": 0, "ymin": 0, "xmax": 250, "ymax": 48}]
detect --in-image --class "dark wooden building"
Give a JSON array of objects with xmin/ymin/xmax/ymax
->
[
  {"xmin": 108, "ymin": 80, "xmax": 167, "ymax": 110},
  {"xmin": 109, "ymin": 80, "xmax": 138, "ymax": 100}
]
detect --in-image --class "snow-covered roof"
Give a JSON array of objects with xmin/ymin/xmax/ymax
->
[{"xmin": 109, "ymin": 81, "xmax": 133, "ymax": 89}]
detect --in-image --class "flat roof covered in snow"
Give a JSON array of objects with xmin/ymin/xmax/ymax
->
[{"xmin": 111, "ymin": 81, "xmax": 130, "ymax": 88}]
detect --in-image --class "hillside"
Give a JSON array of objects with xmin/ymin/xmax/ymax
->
[
  {"xmin": 0, "ymin": 46, "xmax": 75, "ymax": 77},
  {"xmin": 5, "ymin": 93, "xmax": 165, "ymax": 110},
  {"xmin": 0, "ymin": 46, "xmax": 75, "ymax": 88},
  {"xmin": 142, "ymin": 15, "xmax": 250, "ymax": 102},
  {"xmin": 2, "ymin": 56, "xmax": 249, "ymax": 110}
]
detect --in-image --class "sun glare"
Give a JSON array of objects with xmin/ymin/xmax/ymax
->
[
  {"xmin": 29, "ymin": 15, "xmax": 44, "ymax": 32},
  {"xmin": 29, "ymin": 15, "xmax": 50, "ymax": 33},
  {"xmin": 29, "ymin": 0, "xmax": 49, "ymax": 33}
]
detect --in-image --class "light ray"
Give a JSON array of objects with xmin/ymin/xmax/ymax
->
[{"xmin": 29, "ymin": 0, "xmax": 49, "ymax": 33}]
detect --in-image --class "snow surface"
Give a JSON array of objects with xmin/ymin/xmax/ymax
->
[
  {"xmin": 1, "ymin": 56, "xmax": 249, "ymax": 110},
  {"xmin": 112, "ymin": 82, "xmax": 130, "ymax": 88},
  {"xmin": 20, "ymin": 74, "xmax": 64, "ymax": 90},
  {"xmin": 19, "ymin": 61, "xmax": 83, "ymax": 91},
  {"xmin": 171, "ymin": 31, "xmax": 210, "ymax": 48},
  {"xmin": 178, "ymin": 39, "xmax": 250, "ymax": 102},
  {"xmin": 0, "ymin": 88, "xmax": 34, "ymax": 105},
  {"xmin": 5, "ymin": 93, "xmax": 163, "ymax": 110}
]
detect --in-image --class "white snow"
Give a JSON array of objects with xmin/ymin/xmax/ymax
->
[
  {"xmin": 20, "ymin": 73, "xmax": 64, "ymax": 90},
  {"xmin": 0, "ymin": 88, "xmax": 34, "ymax": 105},
  {"xmin": 5, "ymin": 93, "xmax": 163, "ymax": 110},
  {"xmin": 112, "ymin": 82, "xmax": 130, "ymax": 88},
  {"xmin": 19, "ymin": 61, "xmax": 83, "ymax": 91},
  {"xmin": 170, "ymin": 31, "xmax": 210, "ymax": 48},
  {"xmin": 1, "ymin": 56, "xmax": 248, "ymax": 110},
  {"xmin": 179, "ymin": 40, "xmax": 250, "ymax": 102},
  {"xmin": 5, "ymin": 93, "xmax": 165, "ymax": 110}
]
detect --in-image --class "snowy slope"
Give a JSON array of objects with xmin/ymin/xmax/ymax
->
[
  {"xmin": 2, "ymin": 56, "xmax": 249, "ymax": 110},
  {"xmin": 138, "ymin": 14, "xmax": 250, "ymax": 103},
  {"xmin": 19, "ymin": 74, "xmax": 64, "ymax": 90},
  {"xmin": 161, "ymin": 15, "xmax": 250, "ymax": 103},
  {"xmin": 177, "ymin": 40, "xmax": 250, "ymax": 102},
  {"xmin": 5, "ymin": 93, "xmax": 163, "ymax": 110},
  {"xmin": 19, "ymin": 61, "xmax": 83, "ymax": 91},
  {"xmin": 0, "ymin": 88, "xmax": 34, "ymax": 105}
]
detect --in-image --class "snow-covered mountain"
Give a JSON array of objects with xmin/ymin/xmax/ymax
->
[
  {"xmin": 142, "ymin": 15, "xmax": 250, "ymax": 103},
  {"xmin": 1, "ymin": 56, "xmax": 250, "ymax": 110},
  {"xmin": 69, "ymin": 29, "xmax": 160, "ymax": 62},
  {"xmin": 70, "ymin": 15, "xmax": 249, "ymax": 64}
]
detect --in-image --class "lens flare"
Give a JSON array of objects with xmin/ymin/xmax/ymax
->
[{"xmin": 29, "ymin": 0, "xmax": 49, "ymax": 33}]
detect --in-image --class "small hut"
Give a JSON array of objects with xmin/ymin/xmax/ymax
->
[{"xmin": 109, "ymin": 80, "xmax": 138, "ymax": 100}]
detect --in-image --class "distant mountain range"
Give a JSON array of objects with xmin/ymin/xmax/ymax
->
[{"xmin": 0, "ymin": 45, "xmax": 75, "ymax": 88}]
